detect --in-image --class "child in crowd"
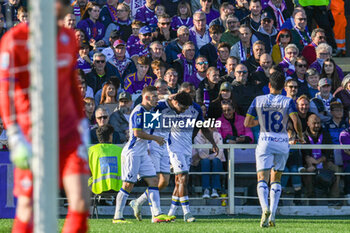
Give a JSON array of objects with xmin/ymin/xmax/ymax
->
[
  {"xmin": 171, "ymin": 1, "xmax": 193, "ymax": 31},
  {"xmin": 126, "ymin": 20, "xmax": 144, "ymax": 54}
]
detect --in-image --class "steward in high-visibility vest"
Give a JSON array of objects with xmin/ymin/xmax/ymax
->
[{"xmin": 89, "ymin": 143, "xmax": 122, "ymax": 194}]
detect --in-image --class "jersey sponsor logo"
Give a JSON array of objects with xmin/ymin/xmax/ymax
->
[{"xmin": 261, "ymin": 136, "xmax": 288, "ymax": 143}]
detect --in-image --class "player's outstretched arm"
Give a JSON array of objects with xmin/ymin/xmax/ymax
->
[
  {"xmin": 244, "ymin": 115, "xmax": 259, "ymax": 128},
  {"xmin": 201, "ymin": 128, "xmax": 219, "ymax": 155},
  {"xmin": 289, "ymin": 113, "xmax": 305, "ymax": 143},
  {"xmin": 134, "ymin": 129, "xmax": 166, "ymax": 146}
]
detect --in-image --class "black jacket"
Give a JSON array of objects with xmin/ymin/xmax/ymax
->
[{"xmin": 231, "ymin": 80, "xmax": 263, "ymax": 114}]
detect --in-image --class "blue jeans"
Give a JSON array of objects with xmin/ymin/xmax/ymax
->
[
  {"xmin": 201, "ymin": 158, "xmax": 223, "ymax": 190},
  {"xmin": 281, "ymin": 165, "xmax": 302, "ymax": 189}
]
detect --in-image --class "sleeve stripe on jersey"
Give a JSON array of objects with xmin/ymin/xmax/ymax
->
[
  {"xmin": 246, "ymin": 113, "xmax": 256, "ymax": 119},
  {"xmin": 132, "ymin": 128, "xmax": 142, "ymax": 130},
  {"xmin": 289, "ymin": 112, "xmax": 298, "ymax": 116}
]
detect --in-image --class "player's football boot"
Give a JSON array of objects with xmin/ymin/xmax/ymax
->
[
  {"xmin": 167, "ymin": 215, "xmax": 176, "ymax": 222},
  {"xmin": 184, "ymin": 212, "xmax": 196, "ymax": 222},
  {"xmin": 112, "ymin": 218, "xmax": 131, "ymax": 224},
  {"xmin": 129, "ymin": 200, "xmax": 142, "ymax": 221},
  {"xmin": 153, "ymin": 214, "xmax": 171, "ymax": 223},
  {"xmin": 260, "ymin": 209, "xmax": 270, "ymax": 228},
  {"xmin": 268, "ymin": 213, "xmax": 275, "ymax": 227}
]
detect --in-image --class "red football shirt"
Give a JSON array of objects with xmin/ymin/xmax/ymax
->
[{"xmin": 0, "ymin": 23, "xmax": 84, "ymax": 153}]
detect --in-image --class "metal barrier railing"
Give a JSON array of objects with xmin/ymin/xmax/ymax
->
[
  {"xmin": 192, "ymin": 144, "xmax": 350, "ymax": 214},
  {"xmin": 87, "ymin": 144, "xmax": 350, "ymax": 214}
]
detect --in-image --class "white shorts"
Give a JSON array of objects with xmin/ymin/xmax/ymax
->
[
  {"xmin": 122, "ymin": 150, "xmax": 157, "ymax": 183},
  {"xmin": 255, "ymin": 151, "xmax": 289, "ymax": 172},
  {"xmin": 169, "ymin": 151, "xmax": 191, "ymax": 174},
  {"xmin": 149, "ymin": 147, "xmax": 170, "ymax": 174}
]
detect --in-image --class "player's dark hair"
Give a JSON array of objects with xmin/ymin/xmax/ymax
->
[
  {"xmin": 269, "ymin": 71, "xmax": 285, "ymax": 91},
  {"xmin": 96, "ymin": 124, "xmax": 115, "ymax": 143},
  {"xmin": 142, "ymin": 86, "xmax": 157, "ymax": 96},
  {"xmin": 174, "ymin": 91, "xmax": 192, "ymax": 106}
]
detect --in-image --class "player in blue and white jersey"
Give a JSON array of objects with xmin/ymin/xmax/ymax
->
[
  {"xmin": 129, "ymin": 97, "xmax": 177, "ymax": 221},
  {"xmin": 113, "ymin": 86, "xmax": 172, "ymax": 224},
  {"xmin": 244, "ymin": 72, "xmax": 304, "ymax": 228},
  {"xmin": 166, "ymin": 86, "xmax": 219, "ymax": 222}
]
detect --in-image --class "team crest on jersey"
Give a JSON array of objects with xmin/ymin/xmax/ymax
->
[{"xmin": 60, "ymin": 33, "xmax": 70, "ymax": 45}]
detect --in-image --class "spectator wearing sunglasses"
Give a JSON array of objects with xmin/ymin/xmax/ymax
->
[
  {"xmin": 231, "ymin": 64, "xmax": 262, "ymax": 114},
  {"xmin": 195, "ymin": 56, "xmax": 210, "ymax": 86},
  {"xmin": 272, "ymin": 29, "xmax": 292, "ymax": 64},
  {"xmin": 153, "ymin": 14, "xmax": 177, "ymax": 45},
  {"xmin": 254, "ymin": 12, "xmax": 278, "ymax": 54},
  {"xmin": 209, "ymin": 2, "xmax": 235, "ymax": 31},
  {"xmin": 292, "ymin": 56, "xmax": 310, "ymax": 98},
  {"xmin": 86, "ymin": 53, "xmax": 114, "ymax": 95},
  {"xmin": 302, "ymin": 28, "xmax": 327, "ymax": 66},
  {"xmin": 128, "ymin": 26, "xmax": 153, "ymax": 63},
  {"xmin": 90, "ymin": 107, "xmax": 121, "ymax": 144},
  {"xmin": 290, "ymin": 9, "xmax": 311, "ymax": 53}
]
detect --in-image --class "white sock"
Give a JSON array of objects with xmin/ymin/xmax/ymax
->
[
  {"xmin": 180, "ymin": 196, "xmax": 190, "ymax": 215},
  {"xmin": 136, "ymin": 191, "xmax": 148, "ymax": 205},
  {"xmin": 148, "ymin": 187, "xmax": 162, "ymax": 216},
  {"xmin": 114, "ymin": 188, "xmax": 129, "ymax": 219},
  {"xmin": 168, "ymin": 196, "xmax": 180, "ymax": 216},
  {"xmin": 270, "ymin": 182, "xmax": 282, "ymax": 217},
  {"xmin": 257, "ymin": 181, "xmax": 269, "ymax": 211}
]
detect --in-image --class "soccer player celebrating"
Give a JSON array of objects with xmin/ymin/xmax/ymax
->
[
  {"xmin": 0, "ymin": 1, "xmax": 91, "ymax": 232},
  {"xmin": 244, "ymin": 71, "xmax": 304, "ymax": 227},
  {"xmin": 113, "ymin": 86, "xmax": 172, "ymax": 223},
  {"xmin": 167, "ymin": 89, "xmax": 219, "ymax": 222}
]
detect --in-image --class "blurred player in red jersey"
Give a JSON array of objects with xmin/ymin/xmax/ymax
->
[{"xmin": 0, "ymin": 1, "xmax": 90, "ymax": 232}]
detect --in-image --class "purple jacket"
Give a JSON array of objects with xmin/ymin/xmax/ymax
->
[
  {"xmin": 217, "ymin": 113, "xmax": 254, "ymax": 143},
  {"xmin": 339, "ymin": 128, "xmax": 350, "ymax": 169},
  {"xmin": 199, "ymin": 8, "xmax": 220, "ymax": 26},
  {"xmin": 124, "ymin": 72, "xmax": 154, "ymax": 94},
  {"xmin": 309, "ymin": 60, "xmax": 344, "ymax": 80},
  {"xmin": 135, "ymin": 5, "xmax": 158, "ymax": 26},
  {"xmin": 171, "ymin": 16, "xmax": 193, "ymax": 31},
  {"xmin": 77, "ymin": 18, "xmax": 106, "ymax": 41},
  {"xmin": 128, "ymin": 40, "xmax": 150, "ymax": 58}
]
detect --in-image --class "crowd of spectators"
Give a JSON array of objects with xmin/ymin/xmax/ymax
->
[{"xmin": 0, "ymin": 0, "xmax": 350, "ymax": 205}]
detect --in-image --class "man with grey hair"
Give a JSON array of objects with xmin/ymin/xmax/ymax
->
[
  {"xmin": 189, "ymin": 11, "xmax": 211, "ymax": 50},
  {"xmin": 149, "ymin": 41, "xmax": 166, "ymax": 62},
  {"xmin": 165, "ymin": 26, "xmax": 191, "ymax": 63},
  {"xmin": 91, "ymin": 106, "xmax": 121, "ymax": 144},
  {"xmin": 302, "ymin": 28, "xmax": 327, "ymax": 65},
  {"xmin": 86, "ymin": 52, "xmax": 113, "ymax": 94},
  {"xmin": 310, "ymin": 43, "xmax": 344, "ymax": 79}
]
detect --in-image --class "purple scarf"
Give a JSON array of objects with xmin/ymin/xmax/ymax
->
[
  {"xmin": 178, "ymin": 53, "xmax": 200, "ymax": 88},
  {"xmin": 308, "ymin": 134, "xmax": 323, "ymax": 169},
  {"xmin": 107, "ymin": 4, "xmax": 118, "ymax": 22},
  {"xmin": 111, "ymin": 56, "xmax": 131, "ymax": 77},
  {"xmin": 217, "ymin": 59, "xmax": 226, "ymax": 73},
  {"xmin": 203, "ymin": 88, "xmax": 210, "ymax": 110},
  {"xmin": 280, "ymin": 57, "xmax": 295, "ymax": 76}
]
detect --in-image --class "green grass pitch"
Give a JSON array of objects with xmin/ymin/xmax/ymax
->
[{"xmin": 1, "ymin": 215, "xmax": 350, "ymax": 233}]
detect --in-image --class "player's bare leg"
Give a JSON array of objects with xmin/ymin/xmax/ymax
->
[
  {"xmin": 257, "ymin": 170, "xmax": 271, "ymax": 228},
  {"xmin": 268, "ymin": 170, "xmax": 283, "ymax": 227},
  {"xmin": 177, "ymin": 173, "xmax": 195, "ymax": 222},
  {"xmin": 62, "ymin": 174, "xmax": 90, "ymax": 233},
  {"xmin": 12, "ymin": 196, "xmax": 33, "ymax": 233}
]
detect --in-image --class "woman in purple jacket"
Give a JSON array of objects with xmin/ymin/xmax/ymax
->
[{"xmin": 77, "ymin": 2, "xmax": 106, "ymax": 48}]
